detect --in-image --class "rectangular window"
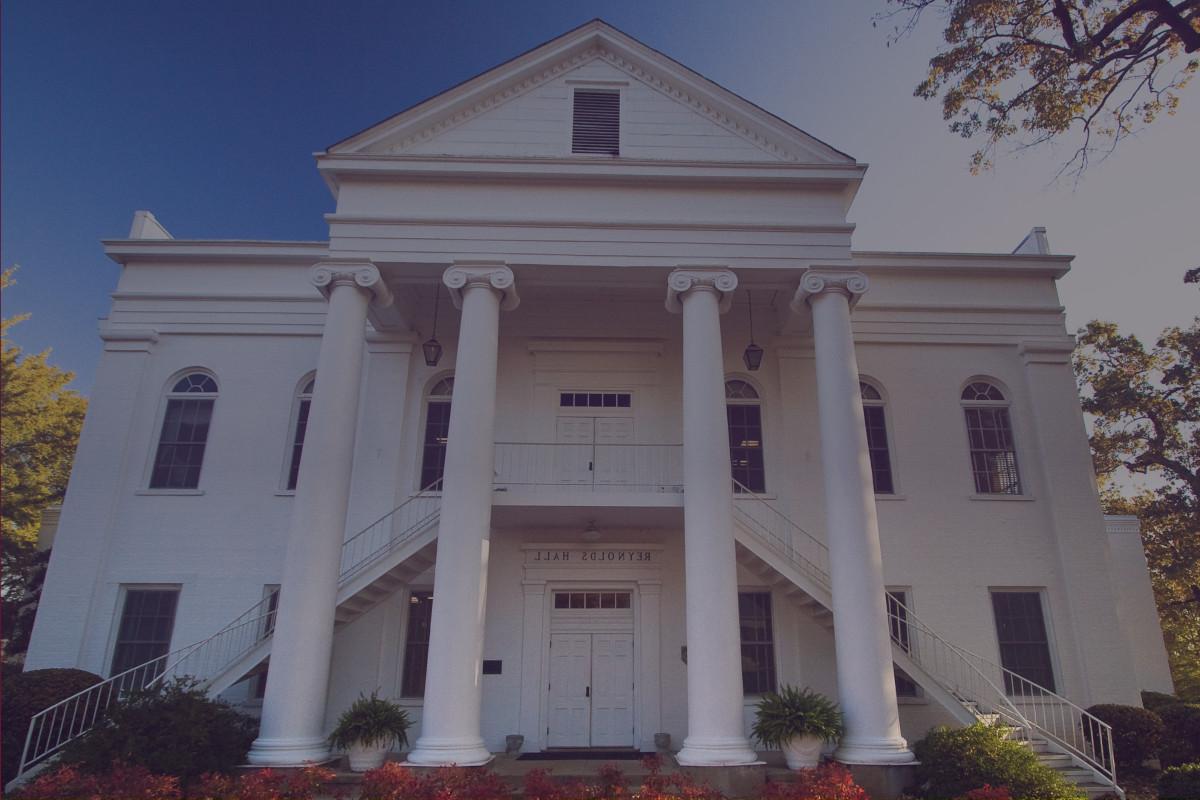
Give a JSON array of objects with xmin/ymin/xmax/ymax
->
[
  {"xmin": 401, "ymin": 591, "xmax": 434, "ymax": 697},
  {"xmin": 864, "ymin": 406, "xmax": 895, "ymax": 494},
  {"xmin": 886, "ymin": 590, "xmax": 920, "ymax": 697},
  {"xmin": 728, "ymin": 404, "xmax": 765, "ymax": 493},
  {"xmin": 965, "ymin": 408, "xmax": 1021, "ymax": 494},
  {"xmin": 110, "ymin": 587, "xmax": 180, "ymax": 682},
  {"xmin": 420, "ymin": 402, "xmax": 452, "ymax": 490},
  {"xmin": 738, "ymin": 592, "xmax": 776, "ymax": 695},
  {"xmin": 552, "ymin": 591, "xmax": 632, "ymax": 609},
  {"xmin": 991, "ymin": 590, "xmax": 1056, "ymax": 693},
  {"xmin": 150, "ymin": 398, "xmax": 213, "ymax": 489},
  {"xmin": 286, "ymin": 398, "xmax": 311, "ymax": 491},
  {"xmin": 254, "ymin": 585, "xmax": 280, "ymax": 699},
  {"xmin": 572, "ymin": 89, "xmax": 620, "ymax": 155},
  {"xmin": 559, "ymin": 391, "xmax": 632, "ymax": 409}
]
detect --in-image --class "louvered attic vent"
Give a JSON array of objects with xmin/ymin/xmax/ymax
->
[{"xmin": 572, "ymin": 90, "xmax": 620, "ymax": 155}]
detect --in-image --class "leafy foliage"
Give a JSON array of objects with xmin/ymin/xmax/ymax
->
[
  {"xmin": 1074, "ymin": 315, "xmax": 1200, "ymax": 700},
  {"xmin": 358, "ymin": 763, "xmax": 510, "ymax": 800},
  {"xmin": 1, "ymin": 667, "xmax": 104, "ymax": 784},
  {"xmin": 751, "ymin": 685, "xmax": 844, "ymax": 747},
  {"xmin": 1085, "ymin": 703, "xmax": 1165, "ymax": 769},
  {"xmin": 1159, "ymin": 762, "xmax": 1200, "ymax": 800},
  {"xmin": 523, "ymin": 763, "xmax": 630, "ymax": 800},
  {"xmin": 1158, "ymin": 703, "xmax": 1200, "ymax": 767},
  {"xmin": 327, "ymin": 690, "xmax": 412, "ymax": 750},
  {"xmin": 58, "ymin": 678, "xmax": 257, "ymax": 785},
  {"xmin": 1143, "ymin": 689, "xmax": 1185, "ymax": 711},
  {"xmin": 759, "ymin": 763, "xmax": 869, "ymax": 800},
  {"xmin": 190, "ymin": 765, "xmax": 336, "ymax": 800},
  {"xmin": 912, "ymin": 723, "xmax": 1084, "ymax": 800},
  {"xmin": 880, "ymin": 0, "xmax": 1199, "ymax": 178},
  {"xmin": 12, "ymin": 762, "xmax": 182, "ymax": 800}
]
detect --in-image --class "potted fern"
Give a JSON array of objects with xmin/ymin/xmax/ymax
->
[
  {"xmin": 328, "ymin": 691, "xmax": 412, "ymax": 771},
  {"xmin": 751, "ymin": 685, "xmax": 844, "ymax": 769}
]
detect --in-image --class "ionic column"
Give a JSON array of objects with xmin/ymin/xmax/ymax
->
[
  {"xmin": 667, "ymin": 268, "xmax": 758, "ymax": 767},
  {"xmin": 406, "ymin": 264, "xmax": 518, "ymax": 767},
  {"xmin": 792, "ymin": 271, "xmax": 913, "ymax": 765},
  {"xmin": 249, "ymin": 263, "xmax": 393, "ymax": 766}
]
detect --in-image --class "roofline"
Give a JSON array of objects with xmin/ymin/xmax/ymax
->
[
  {"xmin": 103, "ymin": 239, "xmax": 328, "ymax": 265},
  {"xmin": 852, "ymin": 249, "xmax": 1073, "ymax": 278}
]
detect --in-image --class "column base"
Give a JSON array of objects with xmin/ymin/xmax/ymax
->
[
  {"xmin": 834, "ymin": 735, "xmax": 915, "ymax": 765},
  {"xmin": 405, "ymin": 736, "xmax": 493, "ymax": 767},
  {"xmin": 246, "ymin": 736, "xmax": 332, "ymax": 766},
  {"xmin": 676, "ymin": 735, "xmax": 760, "ymax": 766}
]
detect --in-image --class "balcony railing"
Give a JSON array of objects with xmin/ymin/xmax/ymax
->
[{"xmin": 493, "ymin": 443, "xmax": 683, "ymax": 493}]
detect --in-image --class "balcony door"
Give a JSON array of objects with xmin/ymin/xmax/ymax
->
[{"xmin": 554, "ymin": 416, "xmax": 634, "ymax": 488}]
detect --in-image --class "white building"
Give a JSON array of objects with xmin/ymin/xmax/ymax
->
[{"xmin": 22, "ymin": 19, "xmax": 1171, "ymax": 796}]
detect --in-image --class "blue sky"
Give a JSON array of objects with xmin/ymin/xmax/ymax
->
[{"xmin": 3, "ymin": 0, "xmax": 1197, "ymax": 393}]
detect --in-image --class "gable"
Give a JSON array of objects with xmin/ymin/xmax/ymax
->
[{"xmin": 329, "ymin": 21, "xmax": 855, "ymax": 165}]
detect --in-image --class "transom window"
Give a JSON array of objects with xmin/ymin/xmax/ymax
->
[
  {"xmin": 739, "ymin": 592, "xmax": 777, "ymax": 695},
  {"xmin": 572, "ymin": 89, "xmax": 620, "ymax": 155},
  {"xmin": 553, "ymin": 591, "xmax": 632, "ymax": 609},
  {"xmin": 420, "ymin": 377, "xmax": 453, "ymax": 490},
  {"xmin": 285, "ymin": 375, "xmax": 315, "ymax": 491},
  {"xmin": 560, "ymin": 391, "xmax": 631, "ymax": 409},
  {"xmin": 726, "ymin": 380, "xmax": 765, "ymax": 493},
  {"xmin": 991, "ymin": 590, "xmax": 1056, "ymax": 693},
  {"xmin": 110, "ymin": 587, "xmax": 180, "ymax": 683},
  {"xmin": 149, "ymin": 371, "xmax": 217, "ymax": 489},
  {"xmin": 961, "ymin": 380, "xmax": 1022, "ymax": 494},
  {"xmin": 861, "ymin": 381, "xmax": 895, "ymax": 494}
]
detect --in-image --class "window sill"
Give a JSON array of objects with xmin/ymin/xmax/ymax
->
[
  {"xmin": 874, "ymin": 494, "xmax": 908, "ymax": 501},
  {"xmin": 274, "ymin": 490, "xmax": 296, "ymax": 497},
  {"xmin": 969, "ymin": 493, "xmax": 1034, "ymax": 502},
  {"xmin": 733, "ymin": 493, "xmax": 777, "ymax": 501},
  {"xmin": 135, "ymin": 489, "xmax": 205, "ymax": 496}
]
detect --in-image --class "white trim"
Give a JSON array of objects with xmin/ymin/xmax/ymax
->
[
  {"xmin": 142, "ymin": 367, "xmax": 220, "ymax": 492},
  {"xmin": 104, "ymin": 583, "xmax": 183, "ymax": 679}
]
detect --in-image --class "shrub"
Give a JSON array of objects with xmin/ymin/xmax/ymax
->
[
  {"xmin": 760, "ymin": 763, "xmax": 868, "ymax": 800},
  {"xmin": 13, "ymin": 762, "xmax": 181, "ymax": 799},
  {"xmin": 190, "ymin": 765, "xmax": 337, "ymax": 800},
  {"xmin": 1159, "ymin": 704, "xmax": 1200, "ymax": 768},
  {"xmin": 328, "ymin": 690, "xmax": 411, "ymax": 751},
  {"xmin": 359, "ymin": 763, "xmax": 509, "ymax": 800},
  {"xmin": 1, "ymin": 667, "xmax": 104, "ymax": 784},
  {"xmin": 912, "ymin": 723, "xmax": 1083, "ymax": 800},
  {"xmin": 960, "ymin": 787, "xmax": 1012, "ymax": 800},
  {"xmin": 57, "ymin": 678, "xmax": 257, "ymax": 785},
  {"xmin": 637, "ymin": 755, "xmax": 723, "ymax": 800},
  {"xmin": 1084, "ymin": 703, "xmax": 1164, "ymax": 770},
  {"xmin": 1158, "ymin": 763, "xmax": 1200, "ymax": 800},
  {"xmin": 751, "ymin": 685, "xmax": 844, "ymax": 747},
  {"xmin": 523, "ymin": 763, "xmax": 628, "ymax": 800},
  {"xmin": 1142, "ymin": 690, "xmax": 1182, "ymax": 712}
]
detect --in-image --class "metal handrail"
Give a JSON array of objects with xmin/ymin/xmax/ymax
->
[
  {"xmin": 16, "ymin": 488, "xmax": 444, "ymax": 782},
  {"xmin": 729, "ymin": 485, "xmax": 1118, "ymax": 792}
]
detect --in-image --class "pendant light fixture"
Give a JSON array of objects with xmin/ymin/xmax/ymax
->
[
  {"xmin": 743, "ymin": 289, "xmax": 763, "ymax": 371},
  {"xmin": 422, "ymin": 282, "xmax": 444, "ymax": 367}
]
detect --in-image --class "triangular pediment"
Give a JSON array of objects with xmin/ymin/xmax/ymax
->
[{"xmin": 328, "ymin": 20, "xmax": 854, "ymax": 165}]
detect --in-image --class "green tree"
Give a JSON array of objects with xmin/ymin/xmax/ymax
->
[
  {"xmin": 1074, "ymin": 308, "xmax": 1200, "ymax": 700},
  {"xmin": 881, "ymin": 0, "xmax": 1199, "ymax": 178},
  {"xmin": 1, "ymin": 268, "xmax": 88, "ymax": 658}
]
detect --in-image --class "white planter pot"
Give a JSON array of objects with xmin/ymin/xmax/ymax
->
[
  {"xmin": 781, "ymin": 735, "xmax": 824, "ymax": 770},
  {"xmin": 347, "ymin": 740, "xmax": 391, "ymax": 772}
]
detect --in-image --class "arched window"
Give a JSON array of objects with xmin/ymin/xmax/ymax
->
[
  {"xmin": 420, "ymin": 376, "xmax": 454, "ymax": 490},
  {"xmin": 284, "ymin": 375, "xmax": 315, "ymax": 491},
  {"xmin": 149, "ymin": 371, "xmax": 218, "ymax": 489},
  {"xmin": 961, "ymin": 380, "xmax": 1022, "ymax": 494},
  {"xmin": 726, "ymin": 379, "xmax": 765, "ymax": 493},
  {"xmin": 860, "ymin": 381, "xmax": 894, "ymax": 494}
]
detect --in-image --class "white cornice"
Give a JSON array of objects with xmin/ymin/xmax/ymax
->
[
  {"xmin": 325, "ymin": 213, "xmax": 856, "ymax": 235},
  {"xmin": 103, "ymin": 240, "xmax": 327, "ymax": 265},
  {"xmin": 852, "ymin": 250, "xmax": 1072, "ymax": 278},
  {"xmin": 527, "ymin": 338, "xmax": 664, "ymax": 356}
]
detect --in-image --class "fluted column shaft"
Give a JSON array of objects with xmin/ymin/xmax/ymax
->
[
  {"xmin": 668, "ymin": 269, "xmax": 758, "ymax": 767},
  {"xmin": 796, "ymin": 270, "xmax": 913, "ymax": 765},
  {"xmin": 407, "ymin": 265, "xmax": 518, "ymax": 767},
  {"xmin": 250, "ymin": 263, "xmax": 393, "ymax": 766}
]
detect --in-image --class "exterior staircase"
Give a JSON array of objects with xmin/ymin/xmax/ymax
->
[{"xmin": 14, "ymin": 482, "xmax": 1120, "ymax": 799}]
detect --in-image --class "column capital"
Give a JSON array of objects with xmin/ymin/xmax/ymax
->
[
  {"xmin": 443, "ymin": 263, "xmax": 520, "ymax": 311},
  {"xmin": 791, "ymin": 269, "xmax": 869, "ymax": 312},
  {"xmin": 665, "ymin": 268, "xmax": 738, "ymax": 314},
  {"xmin": 310, "ymin": 261, "xmax": 394, "ymax": 308}
]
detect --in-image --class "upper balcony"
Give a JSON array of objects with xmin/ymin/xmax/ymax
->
[{"xmin": 492, "ymin": 442, "xmax": 683, "ymax": 510}]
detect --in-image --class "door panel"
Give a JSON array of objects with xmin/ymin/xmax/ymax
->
[
  {"xmin": 547, "ymin": 634, "xmax": 591, "ymax": 747},
  {"xmin": 554, "ymin": 418, "xmax": 594, "ymax": 485},
  {"xmin": 593, "ymin": 418, "xmax": 634, "ymax": 487},
  {"xmin": 590, "ymin": 634, "xmax": 635, "ymax": 747}
]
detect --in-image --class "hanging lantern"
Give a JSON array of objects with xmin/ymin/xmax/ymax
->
[
  {"xmin": 743, "ymin": 290, "xmax": 763, "ymax": 371},
  {"xmin": 422, "ymin": 283, "xmax": 443, "ymax": 367}
]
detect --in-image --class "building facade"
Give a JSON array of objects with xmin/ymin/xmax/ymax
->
[{"xmin": 23, "ymin": 19, "xmax": 1171, "ymax": 792}]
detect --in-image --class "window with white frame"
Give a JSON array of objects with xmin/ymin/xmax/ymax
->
[
  {"xmin": 253, "ymin": 585, "xmax": 280, "ymax": 699},
  {"xmin": 571, "ymin": 89, "xmax": 620, "ymax": 155},
  {"xmin": 149, "ymin": 372, "xmax": 218, "ymax": 489},
  {"xmin": 961, "ymin": 381, "xmax": 1022, "ymax": 494},
  {"xmin": 991, "ymin": 590, "xmax": 1056, "ymax": 693},
  {"xmin": 284, "ymin": 375, "xmax": 315, "ymax": 491},
  {"xmin": 110, "ymin": 586, "xmax": 180, "ymax": 682},
  {"xmin": 420, "ymin": 377, "xmax": 453, "ymax": 490},
  {"xmin": 726, "ymin": 380, "xmax": 765, "ymax": 493},
  {"xmin": 886, "ymin": 589, "xmax": 920, "ymax": 697},
  {"xmin": 861, "ymin": 381, "xmax": 895, "ymax": 494},
  {"xmin": 738, "ymin": 591, "xmax": 776, "ymax": 694},
  {"xmin": 401, "ymin": 590, "xmax": 433, "ymax": 697}
]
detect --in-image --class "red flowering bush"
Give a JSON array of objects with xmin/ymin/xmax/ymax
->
[
  {"xmin": 960, "ymin": 786, "xmax": 1013, "ymax": 800},
  {"xmin": 359, "ymin": 762, "xmax": 509, "ymax": 800},
  {"xmin": 759, "ymin": 763, "xmax": 868, "ymax": 800},
  {"xmin": 636, "ymin": 755, "xmax": 723, "ymax": 800},
  {"xmin": 189, "ymin": 765, "xmax": 337, "ymax": 800},
  {"xmin": 14, "ymin": 762, "xmax": 182, "ymax": 799},
  {"xmin": 523, "ymin": 763, "xmax": 628, "ymax": 800}
]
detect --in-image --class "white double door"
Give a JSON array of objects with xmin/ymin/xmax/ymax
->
[
  {"xmin": 547, "ymin": 633, "xmax": 634, "ymax": 748},
  {"xmin": 555, "ymin": 417, "xmax": 635, "ymax": 487}
]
